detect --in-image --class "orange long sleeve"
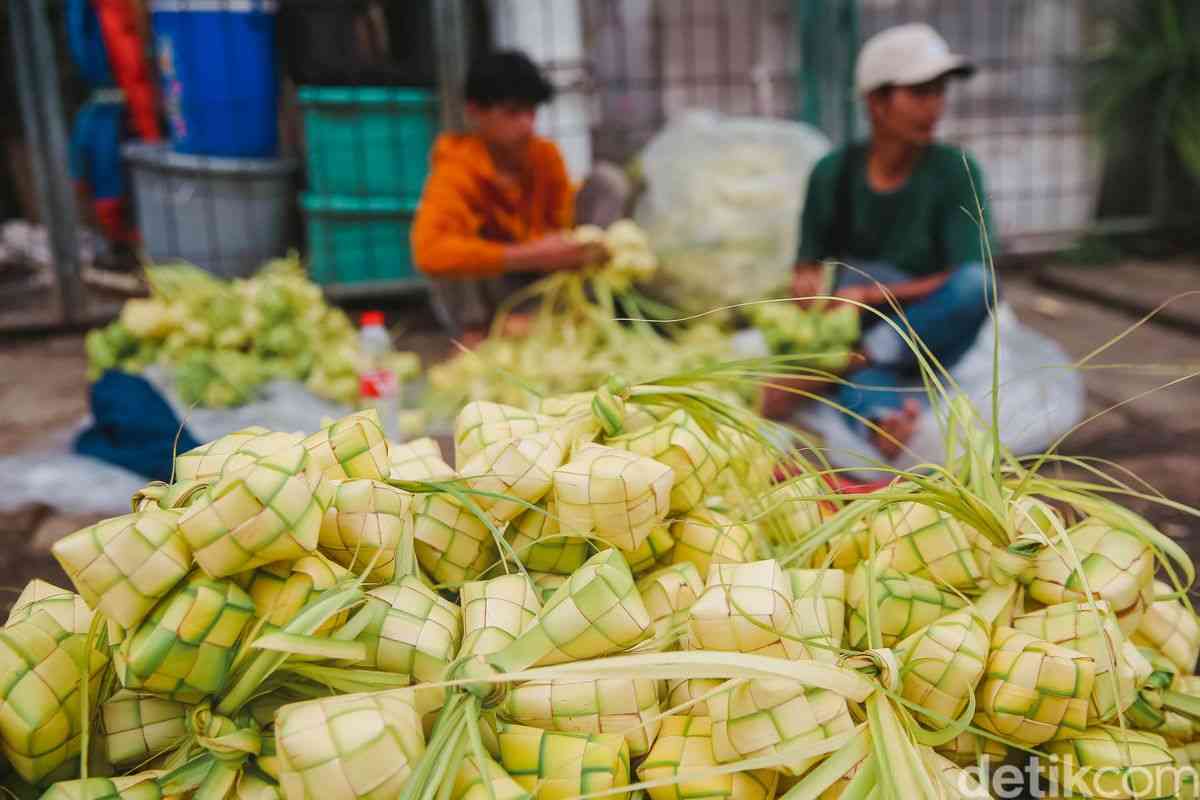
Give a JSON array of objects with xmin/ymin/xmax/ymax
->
[{"xmin": 411, "ymin": 134, "xmax": 575, "ymax": 277}]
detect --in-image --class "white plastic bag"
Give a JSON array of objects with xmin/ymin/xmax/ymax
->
[
  {"xmin": 799, "ymin": 304, "xmax": 1086, "ymax": 482},
  {"xmin": 634, "ymin": 110, "xmax": 831, "ymax": 312}
]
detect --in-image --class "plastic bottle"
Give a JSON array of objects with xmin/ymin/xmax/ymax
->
[{"xmin": 358, "ymin": 311, "xmax": 399, "ymax": 438}]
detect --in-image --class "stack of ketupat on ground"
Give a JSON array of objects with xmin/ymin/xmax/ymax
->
[{"xmin": 5, "ymin": 375, "xmax": 1200, "ymax": 799}]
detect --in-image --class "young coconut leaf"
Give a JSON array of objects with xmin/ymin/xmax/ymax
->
[
  {"xmin": 605, "ymin": 408, "xmax": 728, "ymax": 514},
  {"xmin": 869, "ymin": 501, "xmax": 985, "ymax": 592},
  {"xmin": 410, "ymin": 493, "xmax": 499, "ymax": 586},
  {"xmin": 893, "ymin": 606, "xmax": 990, "ymax": 729},
  {"xmin": 845, "ymin": 562, "xmax": 966, "ymax": 650},
  {"xmin": 494, "ymin": 722, "xmax": 631, "ymax": 800},
  {"xmin": 388, "ymin": 438, "xmax": 456, "ymax": 482},
  {"xmin": 51, "ymin": 508, "xmax": 192, "ymax": 633},
  {"xmin": 242, "ymin": 555, "xmax": 352, "ymax": 636},
  {"xmin": 346, "ymin": 580, "xmax": 461, "ymax": 685},
  {"xmin": 459, "ymin": 574, "xmax": 542, "ymax": 660},
  {"xmin": 623, "ymin": 525, "xmax": 676, "ymax": 576},
  {"xmin": 174, "ymin": 427, "xmax": 301, "ymax": 482},
  {"xmin": 506, "ymin": 501, "xmax": 590, "ymax": 576},
  {"xmin": 637, "ymin": 715, "xmax": 778, "ymax": 800},
  {"xmin": 669, "ymin": 509, "xmax": 756, "ymax": 580},
  {"xmin": 454, "ymin": 401, "xmax": 554, "ymax": 467},
  {"xmin": 665, "ymin": 678, "xmax": 726, "ymax": 716},
  {"xmin": 40, "ymin": 772, "xmax": 165, "ymax": 800},
  {"xmin": 1043, "ymin": 726, "xmax": 1178, "ymax": 800},
  {"xmin": 6, "ymin": 581, "xmax": 94, "ymax": 633},
  {"xmin": 637, "ymin": 562, "xmax": 704, "ymax": 644},
  {"xmin": 1131, "ymin": 580, "xmax": 1200, "ymax": 675},
  {"xmin": 686, "ymin": 559, "xmax": 806, "ymax": 660},
  {"xmin": 99, "ymin": 689, "xmax": 188, "ymax": 767},
  {"xmin": 786, "ymin": 568, "xmax": 846, "ymax": 657},
  {"xmin": 450, "ymin": 754, "xmax": 530, "ymax": 800},
  {"xmin": 460, "ymin": 432, "xmax": 567, "ymax": 523},
  {"xmin": 502, "ymin": 676, "xmax": 662, "ymax": 757}
]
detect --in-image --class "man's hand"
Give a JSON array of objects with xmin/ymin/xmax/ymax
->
[
  {"xmin": 791, "ymin": 265, "xmax": 824, "ymax": 302},
  {"xmin": 505, "ymin": 235, "xmax": 608, "ymax": 273}
]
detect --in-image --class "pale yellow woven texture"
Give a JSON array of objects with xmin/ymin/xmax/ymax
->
[
  {"xmin": 606, "ymin": 409, "xmax": 728, "ymax": 514},
  {"xmin": 461, "ymin": 432, "xmax": 566, "ymax": 523},
  {"xmin": 553, "ymin": 444, "xmax": 674, "ymax": 552},
  {"xmin": 669, "ymin": 509, "xmax": 756, "ymax": 580},
  {"xmin": 460, "ymin": 574, "xmax": 542, "ymax": 659},
  {"xmin": 387, "ymin": 437, "xmax": 457, "ymax": 481},
  {"xmin": 504, "ymin": 676, "xmax": 662, "ymax": 756},
  {"xmin": 895, "ymin": 607, "xmax": 989, "ymax": 726},
  {"xmin": 687, "ymin": 560, "xmax": 806, "ymax": 659},
  {"xmin": 638, "ymin": 715, "xmax": 778, "ymax": 800},
  {"xmin": 318, "ymin": 479, "xmax": 410, "ymax": 581},
  {"xmin": 454, "ymin": 401, "xmax": 553, "ymax": 466},
  {"xmin": 846, "ymin": 562, "xmax": 966, "ymax": 649},
  {"xmin": 869, "ymin": 502, "xmax": 984, "ymax": 590},
  {"xmin": 301, "ymin": 409, "xmax": 391, "ymax": 481},
  {"xmin": 1131, "ymin": 580, "xmax": 1200, "ymax": 674},
  {"xmin": 411, "ymin": 492, "xmax": 499, "ymax": 585},
  {"xmin": 174, "ymin": 426, "xmax": 300, "ymax": 481}
]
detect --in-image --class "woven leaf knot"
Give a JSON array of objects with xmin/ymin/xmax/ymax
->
[
  {"xmin": 188, "ymin": 703, "xmax": 262, "ymax": 766},
  {"xmin": 841, "ymin": 647, "xmax": 902, "ymax": 693},
  {"xmin": 444, "ymin": 654, "xmax": 508, "ymax": 709}
]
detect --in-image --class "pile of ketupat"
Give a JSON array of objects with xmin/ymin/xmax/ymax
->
[
  {"xmin": 5, "ymin": 364, "xmax": 1200, "ymax": 800},
  {"xmin": 85, "ymin": 256, "xmax": 420, "ymax": 408}
]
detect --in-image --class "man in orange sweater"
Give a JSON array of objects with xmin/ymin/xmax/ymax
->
[{"xmin": 412, "ymin": 50, "xmax": 607, "ymax": 342}]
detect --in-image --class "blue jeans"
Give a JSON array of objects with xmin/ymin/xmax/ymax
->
[{"xmin": 834, "ymin": 261, "xmax": 995, "ymax": 427}]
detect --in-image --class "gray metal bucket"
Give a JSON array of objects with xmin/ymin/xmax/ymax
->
[{"xmin": 124, "ymin": 142, "xmax": 298, "ymax": 278}]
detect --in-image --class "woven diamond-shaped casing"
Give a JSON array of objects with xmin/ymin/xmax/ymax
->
[
  {"xmin": 356, "ymin": 580, "xmax": 461, "ymax": 684},
  {"xmin": 506, "ymin": 500, "xmax": 590, "ymax": 575},
  {"xmin": 40, "ymin": 773, "xmax": 165, "ymax": 800},
  {"xmin": 529, "ymin": 572, "xmax": 568, "ymax": 604},
  {"xmin": 114, "ymin": 571, "xmax": 255, "ymax": 703},
  {"xmin": 52, "ymin": 508, "xmax": 191, "ymax": 632},
  {"xmin": 495, "ymin": 722, "xmax": 630, "ymax": 799},
  {"xmin": 665, "ymin": 678, "xmax": 725, "ymax": 716},
  {"xmin": 553, "ymin": 444, "xmax": 674, "ymax": 552},
  {"xmin": 1132, "ymin": 580, "xmax": 1200, "ymax": 675},
  {"xmin": 708, "ymin": 678, "xmax": 855, "ymax": 777},
  {"xmin": 638, "ymin": 715, "xmax": 778, "ymax": 800},
  {"xmin": 302, "ymin": 410, "xmax": 391, "ymax": 481},
  {"xmin": 411, "ymin": 492, "xmax": 499, "ymax": 585},
  {"xmin": 454, "ymin": 401, "xmax": 553, "ymax": 466},
  {"xmin": 275, "ymin": 688, "xmax": 426, "ymax": 800},
  {"xmin": 461, "ymin": 432, "xmax": 567, "ymax": 523},
  {"xmin": 499, "ymin": 549, "xmax": 651, "ymax": 669},
  {"xmin": 243, "ymin": 555, "xmax": 350, "ymax": 634},
  {"xmin": 974, "ymin": 626, "xmax": 1096, "ymax": 746},
  {"xmin": 387, "ymin": 438, "xmax": 456, "ymax": 482},
  {"xmin": 638, "ymin": 562, "xmax": 704, "ymax": 630},
  {"xmin": 756, "ymin": 476, "xmax": 826, "ymax": 547},
  {"xmin": 895, "ymin": 607, "xmax": 989, "ymax": 727},
  {"xmin": 460, "ymin": 575, "xmax": 541, "ymax": 659},
  {"xmin": 669, "ymin": 509, "xmax": 756, "ymax": 580},
  {"xmin": 1029, "ymin": 518, "xmax": 1155, "ymax": 636},
  {"xmin": 1013, "ymin": 601, "xmax": 1151, "ymax": 725},
  {"xmin": 606, "ymin": 409, "xmax": 728, "ymax": 514},
  {"xmin": 1043, "ymin": 726, "xmax": 1176, "ymax": 800},
  {"xmin": 319, "ymin": 479, "xmax": 411, "ymax": 581},
  {"xmin": 0, "ymin": 606, "xmax": 107, "ymax": 784},
  {"xmin": 786, "ymin": 568, "xmax": 846, "ymax": 658},
  {"xmin": 934, "ymin": 730, "xmax": 1008, "ymax": 768},
  {"xmin": 179, "ymin": 441, "xmax": 331, "ymax": 578},
  {"xmin": 845, "ymin": 563, "xmax": 966, "ymax": 650},
  {"xmin": 451, "ymin": 754, "xmax": 529, "ymax": 800},
  {"xmin": 504, "ymin": 675, "xmax": 662, "ymax": 757},
  {"xmin": 174, "ymin": 427, "xmax": 301, "ymax": 482},
  {"xmin": 99, "ymin": 689, "xmax": 188, "ymax": 767},
  {"xmin": 6, "ymin": 580, "xmax": 94, "ymax": 633},
  {"xmin": 869, "ymin": 502, "xmax": 984, "ymax": 591},
  {"xmin": 688, "ymin": 560, "xmax": 805, "ymax": 659}
]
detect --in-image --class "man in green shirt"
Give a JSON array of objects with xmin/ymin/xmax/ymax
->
[{"xmin": 794, "ymin": 23, "xmax": 994, "ymax": 458}]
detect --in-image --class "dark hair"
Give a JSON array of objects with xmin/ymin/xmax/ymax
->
[{"xmin": 464, "ymin": 50, "xmax": 555, "ymax": 108}]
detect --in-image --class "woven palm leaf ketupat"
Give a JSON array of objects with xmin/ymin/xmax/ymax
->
[
  {"xmin": 893, "ymin": 607, "xmax": 990, "ymax": 727},
  {"xmin": 1012, "ymin": 601, "xmax": 1151, "ymax": 724},
  {"xmin": 974, "ymin": 625, "xmax": 1096, "ymax": 746},
  {"xmin": 495, "ymin": 722, "xmax": 631, "ymax": 800},
  {"xmin": 0, "ymin": 605, "xmax": 107, "ymax": 784},
  {"xmin": 665, "ymin": 678, "xmax": 726, "ymax": 716},
  {"xmin": 99, "ymin": 689, "xmax": 188, "ymax": 767},
  {"xmin": 113, "ymin": 571, "xmax": 255, "ymax": 702},
  {"xmin": 638, "ymin": 561, "xmax": 704, "ymax": 641},
  {"xmin": 40, "ymin": 773, "xmax": 166, "ymax": 800},
  {"xmin": 687, "ymin": 559, "xmax": 806, "ymax": 659},
  {"xmin": 242, "ymin": 554, "xmax": 350, "ymax": 634},
  {"xmin": 638, "ymin": 715, "xmax": 779, "ymax": 800},
  {"xmin": 502, "ymin": 676, "xmax": 662, "ymax": 757},
  {"xmin": 528, "ymin": 572, "xmax": 568, "ymax": 603},
  {"xmin": 869, "ymin": 501, "xmax": 985, "ymax": 591},
  {"xmin": 459, "ymin": 574, "xmax": 542, "ymax": 659},
  {"xmin": 179, "ymin": 440, "xmax": 331, "ymax": 578},
  {"xmin": 623, "ymin": 524, "xmax": 676, "ymax": 575},
  {"xmin": 274, "ymin": 688, "xmax": 426, "ymax": 800},
  {"xmin": 51, "ymin": 509, "xmax": 192, "ymax": 633},
  {"xmin": 1131, "ymin": 580, "xmax": 1200, "ymax": 674},
  {"xmin": 410, "ymin": 492, "xmax": 499, "ymax": 585},
  {"xmin": 301, "ymin": 409, "xmax": 391, "ymax": 481},
  {"xmin": 173, "ymin": 427, "xmax": 301, "ymax": 482},
  {"xmin": 489, "ymin": 549, "xmax": 651, "ymax": 671},
  {"xmin": 451, "ymin": 754, "xmax": 531, "ymax": 800},
  {"xmin": 935, "ymin": 730, "xmax": 1008, "ymax": 769},
  {"xmin": 845, "ymin": 563, "xmax": 966, "ymax": 649},
  {"xmin": 351, "ymin": 580, "xmax": 461, "ymax": 683},
  {"xmin": 786, "ymin": 568, "xmax": 846, "ymax": 657},
  {"xmin": 460, "ymin": 431, "xmax": 567, "ymax": 523},
  {"xmin": 1043, "ymin": 726, "xmax": 1178, "ymax": 799},
  {"xmin": 708, "ymin": 677, "xmax": 855, "ymax": 777},
  {"xmin": 506, "ymin": 500, "xmax": 590, "ymax": 575},
  {"xmin": 606, "ymin": 409, "xmax": 728, "ymax": 514},
  {"xmin": 318, "ymin": 479, "xmax": 410, "ymax": 581},
  {"xmin": 552, "ymin": 444, "xmax": 673, "ymax": 552},
  {"xmin": 387, "ymin": 437, "xmax": 457, "ymax": 481},
  {"xmin": 756, "ymin": 475, "xmax": 827, "ymax": 548},
  {"xmin": 1029, "ymin": 518, "xmax": 1156, "ymax": 635},
  {"xmin": 669, "ymin": 508, "xmax": 756, "ymax": 579},
  {"xmin": 454, "ymin": 401, "xmax": 554, "ymax": 466},
  {"xmin": 237, "ymin": 772, "xmax": 284, "ymax": 800},
  {"xmin": 6, "ymin": 580, "xmax": 94, "ymax": 632}
]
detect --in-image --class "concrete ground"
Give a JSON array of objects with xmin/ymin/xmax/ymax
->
[{"xmin": 1, "ymin": 261, "xmax": 1198, "ymax": 604}]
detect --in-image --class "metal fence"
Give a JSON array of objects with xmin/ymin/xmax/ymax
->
[{"xmin": 1, "ymin": 0, "xmax": 1156, "ymax": 330}]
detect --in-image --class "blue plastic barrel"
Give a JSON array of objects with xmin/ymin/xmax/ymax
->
[{"xmin": 151, "ymin": 0, "xmax": 279, "ymax": 158}]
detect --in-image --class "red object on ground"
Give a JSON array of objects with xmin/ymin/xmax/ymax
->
[
  {"xmin": 360, "ymin": 311, "xmax": 386, "ymax": 327},
  {"xmin": 773, "ymin": 458, "xmax": 891, "ymax": 495},
  {"xmin": 93, "ymin": 0, "xmax": 161, "ymax": 142},
  {"xmin": 93, "ymin": 197, "xmax": 139, "ymax": 244}
]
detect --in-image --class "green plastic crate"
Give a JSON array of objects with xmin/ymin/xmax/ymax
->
[
  {"xmin": 298, "ymin": 86, "xmax": 437, "ymax": 200},
  {"xmin": 302, "ymin": 194, "xmax": 422, "ymax": 287}
]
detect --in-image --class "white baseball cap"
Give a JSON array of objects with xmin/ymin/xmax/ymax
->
[{"xmin": 855, "ymin": 23, "xmax": 974, "ymax": 96}]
